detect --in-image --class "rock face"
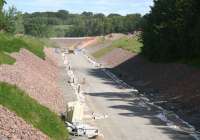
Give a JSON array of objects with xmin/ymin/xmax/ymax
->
[
  {"xmin": 0, "ymin": 48, "xmax": 65, "ymax": 113},
  {"xmin": 0, "ymin": 105, "xmax": 49, "ymax": 140}
]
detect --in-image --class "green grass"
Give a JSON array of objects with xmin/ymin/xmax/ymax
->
[
  {"xmin": 0, "ymin": 52, "xmax": 16, "ymax": 65},
  {"xmin": 92, "ymin": 45, "xmax": 116, "ymax": 59},
  {"xmin": 92, "ymin": 36, "xmax": 143, "ymax": 59},
  {"xmin": 0, "ymin": 33, "xmax": 46, "ymax": 64},
  {"xmin": 111, "ymin": 36, "xmax": 143, "ymax": 53},
  {"xmin": 0, "ymin": 82, "xmax": 68, "ymax": 140},
  {"xmin": 21, "ymin": 36, "xmax": 46, "ymax": 59}
]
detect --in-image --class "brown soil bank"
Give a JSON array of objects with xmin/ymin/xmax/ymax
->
[
  {"xmin": 0, "ymin": 48, "xmax": 65, "ymax": 113},
  {"xmin": 99, "ymin": 48, "xmax": 200, "ymax": 131}
]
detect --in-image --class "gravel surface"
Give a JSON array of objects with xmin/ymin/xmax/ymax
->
[
  {"xmin": 0, "ymin": 48, "xmax": 65, "ymax": 113},
  {"xmin": 0, "ymin": 105, "xmax": 48, "ymax": 140}
]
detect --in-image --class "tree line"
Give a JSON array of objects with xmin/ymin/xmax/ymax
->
[
  {"xmin": 23, "ymin": 11, "xmax": 143, "ymax": 37},
  {"xmin": 142, "ymin": 0, "xmax": 200, "ymax": 63},
  {"xmin": 2, "ymin": 0, "xmax": 200, "ymax": 64},
  {"xmin": 0, "ymin": 0, "xmax": 18, "ymax": 33},
  {"xmin": 0, "ymin": 1, "xmax": 143, "ymax": 37}
]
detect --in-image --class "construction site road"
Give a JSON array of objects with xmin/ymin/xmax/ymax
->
[{"xmin": 66, "ymin": 51, "xmax": 196, "ymax": 140}]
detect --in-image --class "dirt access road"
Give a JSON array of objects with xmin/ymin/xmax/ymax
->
[{"xmin": 64, "ymin": 49, "xmax": 197, "ymax": 140}]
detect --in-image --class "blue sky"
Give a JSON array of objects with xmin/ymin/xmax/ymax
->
[{"xmin": 6, "ymin": 0, "xmax": 153, "ymax": 15}]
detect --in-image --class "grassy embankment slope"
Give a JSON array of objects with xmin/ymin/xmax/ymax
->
[
  {"xmin": 0, "ymin": 33, "xmax": 68, "ymax": 140},
  {"xmin": 92, "ymin": 36, "xmax": 142, "ymax": 59},
  {"xmin": 0, "ymin": 82, "xmax": 67, "ymax": 140},
  {"xmin": 93, "ymin": 35, "xmax": 200, "ymax": 68},
  {"xmin": 0, "ymin": 33, "xmax": 45, "ymax": 64}
]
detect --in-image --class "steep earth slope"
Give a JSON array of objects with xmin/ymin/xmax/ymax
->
[
  {"xmin": 0, "ymin": 47, "xmax": 67, "ymax": 139},
  {"xmin": 85, "ymin": 36, "xmax": 200, "ymax": 131},
  {"xmin": 0, "ymin": 48, "xmax": 65, "ymax": 113}
]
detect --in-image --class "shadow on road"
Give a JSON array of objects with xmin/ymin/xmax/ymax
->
[
  {"xmin": 87, "ymin": 53, "xmax": 200, "ymax": 133},
  {"xmin": 87, "ymin": 68, "xmax": 131, "ymax": 90},
  {"xmin": 85, "ymin": 62, "xmax": 196, "ymax": 140},
  {"xmin": 85, "ymin": 91, "xmax": 195, "ymax": 140}
]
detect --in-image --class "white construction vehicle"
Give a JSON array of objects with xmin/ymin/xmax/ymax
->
[
  {"xmin": 65, "ymin": 102, "xmax": 99, "ymax": 139},
  {"xmin": 66, "ymin": 122, "xmax": 98, "ymax": 139}
]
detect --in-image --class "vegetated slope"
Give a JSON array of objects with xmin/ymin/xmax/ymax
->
[
  {"xmin": 86, "ymin": 34, "xmax": 200, "ymax": 131},
  {"xmin": 0, "ymin": 105, "xmax": 49, "ymax": 140},
  {"xmin": 89, "ymin": 34, "xmax": 142, "ymax": 67},
  {"xmin": 0, "ymin": 34, "xmax": 64, "ymax": 113},
  {"xmin": 0, "ymin": 48, "xmax": 65, "ymax": 113},
  {"xmin": 92, "ymin": 35, "xmax": 141, "ymax": 59},
  {"xmin": 85, "ymin": 33, "xmax": 125, "ymax": 55},
  {"xmin": 0, "ymin": 82, "xmax": 67, "ymax": 140},
  {"xmin": 0, "ymin": 33, "xmax": 45, "ymax": 65},
  {"xmin": 0, "ymin": 51, "xmax": 16, "ymax": 65},
  {"xmin": 0, "ymin": 34, "xmax": 68, "ymax": 139}
]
